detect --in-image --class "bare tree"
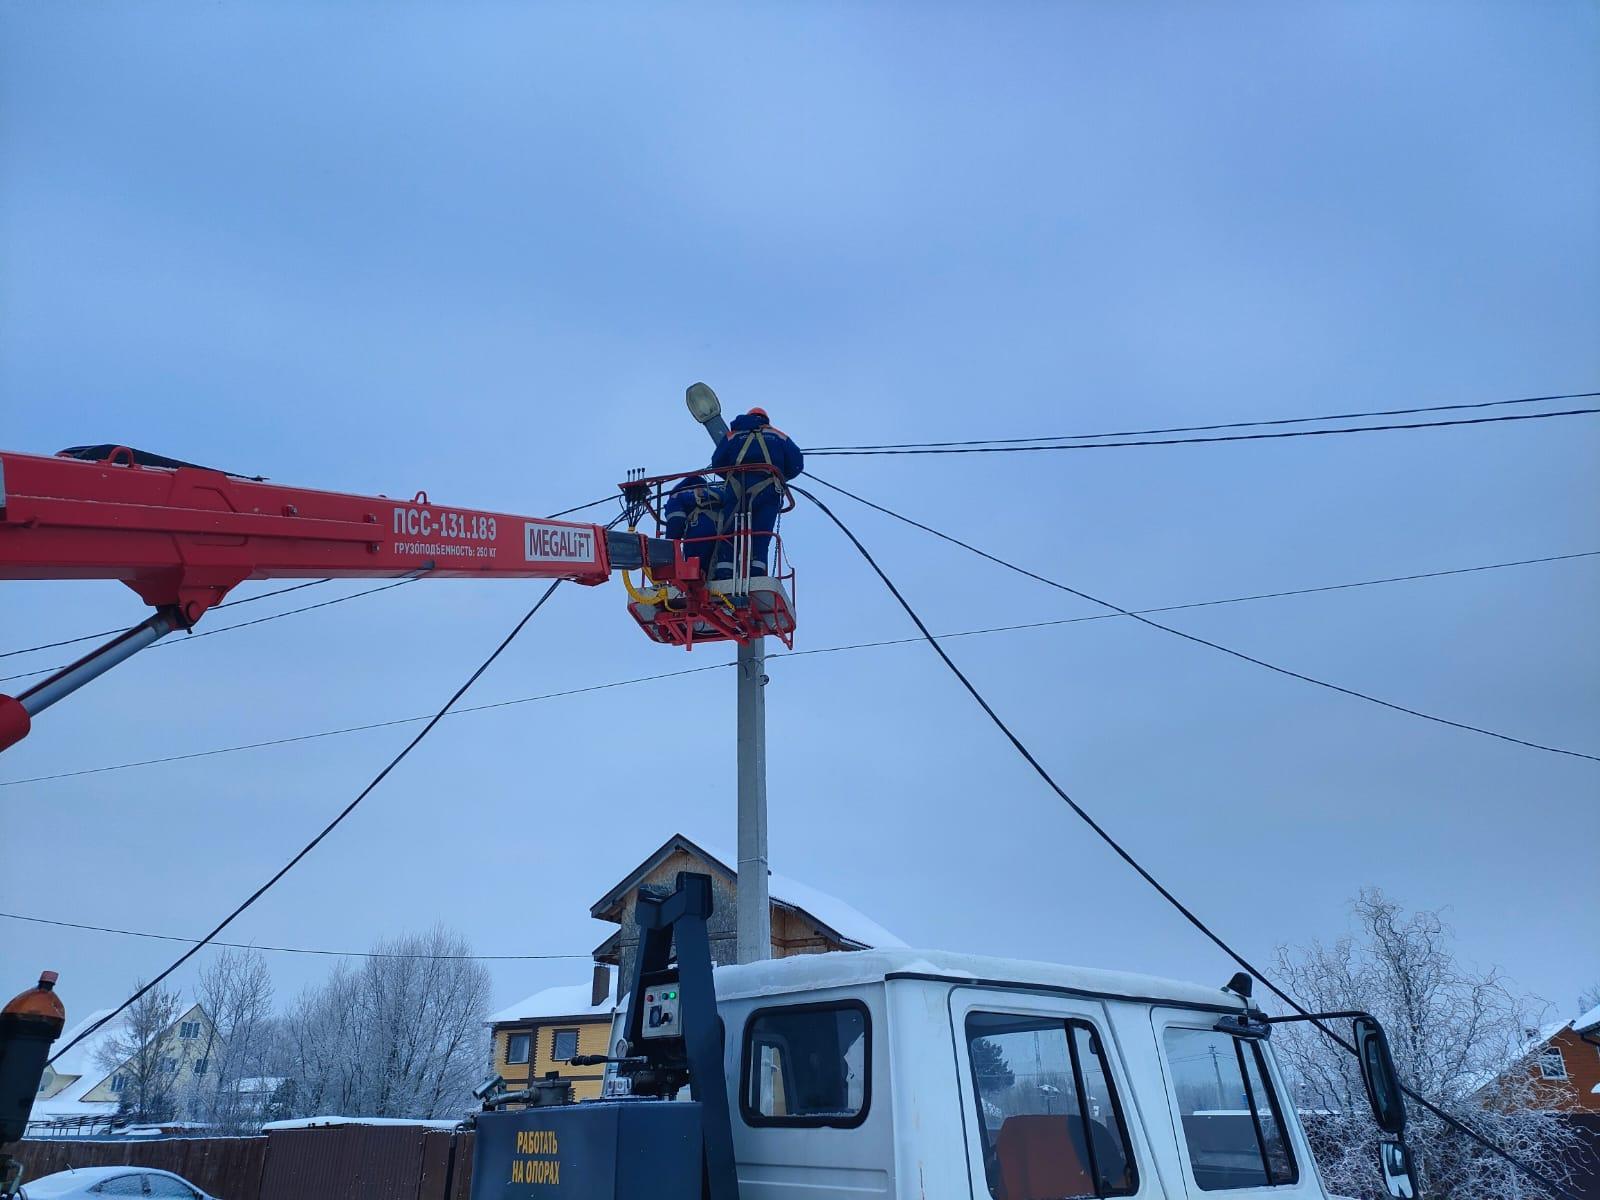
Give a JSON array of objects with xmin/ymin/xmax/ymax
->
[
  {"xmin": 1578, "ymin": 982, "xmax": 1600, "ymax": 1014},
  {"xmin": 1273, "ymin": 889, "xmax": 1579, "ymax": 1199},
  {"xmin": 181, "ymin": 947, "xmax": 276, "ymax": 1131},
  {"xmin": 275, "ymin": 926, "xmax": 490, "ymax": 1119},
  {"xmin": 96, "ymin": 984, "xmax": 183, "ymax": 1124}
]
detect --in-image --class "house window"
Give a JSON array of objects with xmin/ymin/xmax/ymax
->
[
  {"xmin": 966, "ymin": 1012, "xmax": 1139, "ymax": 1198},
  {"xmin": 741, "ymin": 1001, "xmax": 870, "ymax": 1128},
  {"xmin": 1539, "ymin": 1047, "xmax": 1568, "ymax": 1080},
  {"xmin": 193, "ymin": 1058, "xmax": 209, "ymax": 1076},
  {"xmin": 110, "ymin": 1073, "xmax": 127, "ymax": 1093},
  {"xmin": 179, "ymin": 1021, "xmax": 200, "ymax": 1039},
  {"xmin": 159, "ymin": 1056, "xmax": 178, "ymax": 1074},
  {"xmin": 1163, "ymin": 1026, "xmax": 1298, "ymax": 1190},
  {"xmin": 506, "ymin": 1033, "xmax": 531, "ymax": 1065},
  {"xmin": 552, "ymin": 1029, "xmax": 580, "ymax": 1063}
]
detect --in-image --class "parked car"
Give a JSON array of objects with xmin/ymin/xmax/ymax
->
[{"xmin": 21, "ymin": 1166, "xmax": 215, "ymax": 1199}]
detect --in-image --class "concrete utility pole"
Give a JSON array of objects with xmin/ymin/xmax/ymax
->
[{"xmin": 685, "ymin": 383, "xmax": 771, "ymax": 965}]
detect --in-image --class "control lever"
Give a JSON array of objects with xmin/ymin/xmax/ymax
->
[{"xmin": 569, "ymin": 1053, "xmax": 648, "ymax": 1068}]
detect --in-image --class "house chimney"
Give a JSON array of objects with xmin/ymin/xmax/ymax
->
[{"xmin": 591, "ymin": 963, "xmax": 611, "ymax": 1008}]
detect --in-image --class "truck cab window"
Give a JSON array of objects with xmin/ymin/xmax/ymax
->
[
  {"xmin": 1162, "ymin": 1026, "xmax": 1298, "ymax": 1190},
  {"xmin": 966, "ymin": 1013, "xmax": 1138, "ymax": 1199},
  {"xmin": 741, "ymin": 1001, "xmax": 869, "ymax": 1127}
]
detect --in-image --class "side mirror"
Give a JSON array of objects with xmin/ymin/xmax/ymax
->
[
  {"xmin": 1380, "ymin": 1139, "xmax": 1419, "ymax": 1199},
  {"xmin": 1354, "ymin": 1015, "xmax": 1407, "ymax": 1136}
]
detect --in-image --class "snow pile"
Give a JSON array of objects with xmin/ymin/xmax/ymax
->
[
  {"xmin": 487, "ymin": 976, "xmax": 618, "ymax": 1027},
  {"xmin": 261, "ymin": 1116, "xmax": 462, "ymax": 1131}
]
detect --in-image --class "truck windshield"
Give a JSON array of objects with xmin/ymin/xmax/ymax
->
[
  {"xmin": 966, "ymin": 1013, "xmax": 1137, "ymax": 1199},
  {"xmin": 1162, "ymin": 1026, "xmax": 1298, "ymax": 1190}
]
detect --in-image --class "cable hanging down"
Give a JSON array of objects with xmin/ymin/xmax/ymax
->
[
  {"xmin": 4, "ymin": 548, "xmax": 1594, "ymax": 788},
  {"xmin": 807, "ymin": 475, "xmax": 1599, "ymax": 765},
  {"xmin": 46, "ymin": 577, "xmax": 569, "ymax": 1067},
  {"xmin": 793, "ymin": 483, "xmax": 1582, "ymax": 1200}
]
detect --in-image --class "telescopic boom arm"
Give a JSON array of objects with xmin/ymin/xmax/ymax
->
[{"xmin": 0, "ymin": 446, "xmax": 684, "ymax": 751}]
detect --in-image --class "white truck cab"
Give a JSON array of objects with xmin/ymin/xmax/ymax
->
[
  {"xmin": 692, "ymin": 948, "xmax": 1339, "ymax": 1199},
  {"xmin": 472, "ymin": 875, "xmax": 1415, "ymax": 1200}
]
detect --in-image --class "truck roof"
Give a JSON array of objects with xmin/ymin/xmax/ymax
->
[{"xmin": 712, "ymin": 947, "xmax": 1249, "ymax": 1013}]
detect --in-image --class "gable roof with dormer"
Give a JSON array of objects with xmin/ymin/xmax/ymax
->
[{"xmin": 588, "ymin": 832, "xmax": 905, "ymax": 953}]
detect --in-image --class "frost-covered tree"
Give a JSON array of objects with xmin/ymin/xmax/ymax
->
[
  {"xmin": 181, "ymin": 947, "xmax": 276, "ymax": 1131},
  {"xmin": 96, "ymin": 984, "xmax": 183, "ymax": 1124},
  {"xmin": 275, "ymin": 925, "xmax": 490, "ymax": 1119},
  {"xmin": 1273, "ymin": 889, "xmax": 1579, "ymax": 1199},
  {"xmin": 1578, "ymin": 982, "xmax": 1600, "ymax": 1015}
]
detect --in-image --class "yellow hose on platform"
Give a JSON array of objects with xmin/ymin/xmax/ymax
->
[{"xmin": 621, "ymin": 568, "xmax": 669, "ymax": 607}]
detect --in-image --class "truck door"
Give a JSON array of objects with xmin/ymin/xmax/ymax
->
[
  {"xmin": 950, "ymin": 987, "xmax": 1149, "ymax": 1199},
  {"xmin": 1149, "ymin": 1007, "xmax": 1324, "ymax": 1198},
  {"xmin": 729, "ymin": 996, "xmax": 892, "ymax": 1199}
]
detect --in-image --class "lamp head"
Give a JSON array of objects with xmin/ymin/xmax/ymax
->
[{"xmin": 685, "ymin": 382, "xmax": 722, "ymax": 425}]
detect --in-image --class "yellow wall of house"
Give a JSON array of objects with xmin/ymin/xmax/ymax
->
[
  {"xmin": 80, "ymin": 1005, "xmax": 216, "ymax": 1103},
  {"xmin": 492, "ymin": 1018, "xmax": 612, "ymax": 1102}
]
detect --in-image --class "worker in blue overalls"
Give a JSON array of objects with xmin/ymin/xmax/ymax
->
[
  {"xmin": 709, "ymin": 407, "xmax": 804, "ymax": 578},
  {"xmin": 662, "ymin": 474, "xmax": 728, "ymax": 577}
]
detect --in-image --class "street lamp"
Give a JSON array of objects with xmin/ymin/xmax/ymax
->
[{"xmin": 685, "ymin": 382, "xmax": 722, "ymax": 425}]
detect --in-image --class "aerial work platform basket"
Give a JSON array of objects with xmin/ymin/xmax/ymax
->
[{"xmin": 619, "ymin": 467, "xmax": 796, "ymax": 651}]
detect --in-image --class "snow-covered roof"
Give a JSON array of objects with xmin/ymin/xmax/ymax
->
[
  {"xmin": 261, "ymin": 1116, "xmax": 462, "ymax": 1131},
  {"xmin": 45, "ymin": 1008, "xmax": 118, "ymax": 1081},
  {"xmin": 235, "ymin": 1076, "xmax": 287, "ymax": 1094},
  {"xmin": 1463, "ymin": 1003, "xmax": 1600, "ymax": 1099},
  {"xmin": 742, "ymin": 854, "xmax": 907, "ymax": 951},
  {"xmin": 710, "ymin": 947, "xmax": 1249, "ymax": 1011},
  {"xmin": 1571, "ymin": 1003, "xmax": 1600, "ymax": 1036},
  {"xmin": 487, "ymin": 975, "xmax": 618, "ymax": 1027},
  {"xmin": 29, "ymin": 1008, "xmax": 120, "ymax": 1121},
  {"xmin": 591, "ymin": 834, "xmax": 905, "ymax": 951},
  {"xmin": 694, "ymin": 838, "xmax": 906, "ymax": 950}
]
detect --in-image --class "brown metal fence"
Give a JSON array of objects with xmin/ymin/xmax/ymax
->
[
  {"xmin": 13, "ymin": 1136, "xmax": 267, "ymax": 1199},
  {"xmin": 13, "ymin": 1126, "xmax": 479, "ymax": 1200}
]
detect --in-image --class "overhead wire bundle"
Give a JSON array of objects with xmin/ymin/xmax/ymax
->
[
  {"xmin": 793, "ymin": 481, "xmax": 1585, "ymax": 1200},
  {"xmin": 806, "ymin": 389, "xmax": 1600, "ymax": 455}
]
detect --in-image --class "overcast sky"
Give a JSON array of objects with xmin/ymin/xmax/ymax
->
[{"xmin": 3, "ymin": 2, "xmax": 1596, "ymax": 1033}]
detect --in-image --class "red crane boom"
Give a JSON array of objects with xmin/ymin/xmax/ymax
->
[{"xmin": 0, "ymin": 446, "xmax": 708, "ymax": 752}]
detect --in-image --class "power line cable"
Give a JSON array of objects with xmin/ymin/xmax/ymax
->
[
  {"xmin": 0, "ymin": 910, "xmax": 589, "ymax": 961},
  {"xmin": 792, "ymin": 482, "xmax": 1582, "ymax": 1200},
  {"xmin": 0, "ymin": 575, "xmax": 425, "ymax": 686},
  {"xmin": 807, "ymin": 388, "xmax": 1600, "ymax": 451},
  {"xmin": 808, "ymin": 475, "xmax": 1600, "ymax": 764},
  {"xmin": 0, "ymin": 580, "xmax": 333, "ymax": 661},
  {"xmin": 0, "ymin": 663, "xmax": 731, "ymax": 787},
  {"xmin": 781, "ymin": 551, "xmax": 1600, "ymax": 659},
  {"xmin": 807, "ymin": 407, "xmax": 1600, "ymax": 456},
  {"xmin": 545, "ymin": 494, "xmax": 622, "ymax": 519},
  {"xmin": 6, "ymin": 548, "xmax": 1594, "ymax": 787},
  {"xmin": 47, "ymin": 577, "xmax": 568, "ymax": 1066}
]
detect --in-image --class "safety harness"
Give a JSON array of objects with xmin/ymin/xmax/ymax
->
[{"xmin": 727, "ymin": 425, "xmax": 785, "ymax": 503}]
